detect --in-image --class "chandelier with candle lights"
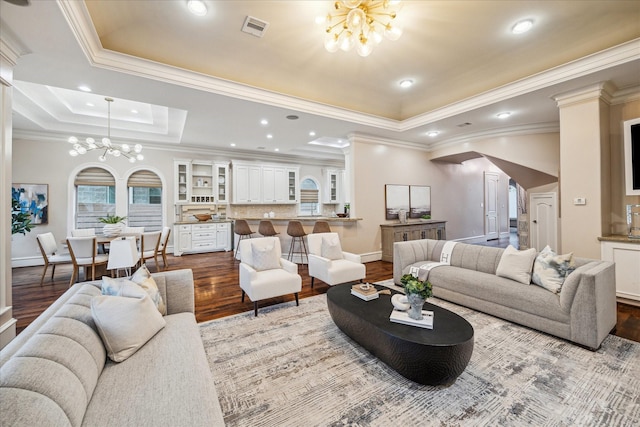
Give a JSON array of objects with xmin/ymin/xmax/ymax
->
[
  {"xmin": 321, "ymin": 0, "xmax": 402, "ymax": 57},
  {"xmin": 68, "ymin": 97, "xmax": 144, "ymax": 163}
]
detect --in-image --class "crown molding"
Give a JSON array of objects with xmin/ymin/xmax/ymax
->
[
  {"xmin": 610, "ymin": 85, "xmax": 640, "ymax": 105},
  {"xmin": 553, "ymin": 81, "xmax": 618, "ymax": 107}
]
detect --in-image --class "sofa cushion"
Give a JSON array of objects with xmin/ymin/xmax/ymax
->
[
  {"xmin": 130, "ymin": 265, "xmax": 167, "ymax": 315},
  {"xmin": 83, "ymin": 313, "xmax": 224, "ymax": 427},
  {"xmin": 91, "ymin": 291, "xmax": 166, "ymax": 363},
  {"xmin": 449, "ymin": 244, "xmax": 504, "ymax": 274},
  {"xmin": 496, "ymin": 245, "xmax": 537, "ymax": 284},
  {"xmin": 532, "ymin": 246, "xmax": 576, "ymax": 294},
  {"xmin": 427, "ymin": 266, "xmax": 569, "ymax": 323}
]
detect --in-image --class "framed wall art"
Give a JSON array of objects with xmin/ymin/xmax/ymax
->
[
  {"xmin": 409, "ymin": 185, "xmax": 431, "ymax": 218},
  {"xmin": 385, "ymin": 184, "xmax": 409, "ymax": 220},
  {"xmin": 12, "ymin": 183, "xmax": 49, "ymax": 225}
]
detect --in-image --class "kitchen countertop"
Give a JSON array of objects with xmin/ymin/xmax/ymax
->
[
  {"xmin": 174, "ymin": 219, "xmax": 233, "ymax": 225},
  {"xmin": 598, "ymin": 234, "xmax": 640, "ymax": 244},
  {"xmin": 380, "ymin": 219, "xmax": 447, "ymax": 227},
  {"xmin": 230, "ymin": 216, "xmax": 361, "ymax": 222}
]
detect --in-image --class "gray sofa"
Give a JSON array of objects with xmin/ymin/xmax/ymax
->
[
  {"xmin": 393, "ymin": 239, "xmax": 617, "ymax": 350},
  {"xmin": 0, "ymin": 269, "xmax": 224, "ymax": 427}
]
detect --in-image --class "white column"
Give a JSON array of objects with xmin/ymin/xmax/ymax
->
[{"xmin": 0, "ymin": 39, "xmax": 19, "ymax": 348}]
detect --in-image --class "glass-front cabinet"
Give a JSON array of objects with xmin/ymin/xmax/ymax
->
[
  {"xmin": 190, "ymin": 161, "xmax": 215, "ymax": 203},
  {"xmin": 288, "ymin": 168, "xmax": 298, "ymax": 202},
  {"xmin": 324, "ymin": 169, "xmax": 343, "ymax": 203},
  {"xmin": 215, "ymin": 163, "xmax": 229, "ymax": 204},
  {"xmin": 175, "ymin": 161, "xmax": 190, "ymax": 203}
]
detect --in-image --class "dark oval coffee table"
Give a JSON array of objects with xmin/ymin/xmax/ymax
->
[{"xmin": 327, "ymin": 284, "xmax": 474, "ymax": 386}]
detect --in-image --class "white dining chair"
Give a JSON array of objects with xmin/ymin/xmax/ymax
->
[
  {"xmin": 36, "ymin": 232, "xmax": 73, "ymax": 285},
  {"xmin": 71, "ymin": 228, "xmax": 96, "ymax": 237},
  {"xmin": 107, "ymin": 236, "xmax": 140, "ymax": 277},
  {"xmin": 66, "ymin": 236, "xmax": 109, "ymax": 286}
]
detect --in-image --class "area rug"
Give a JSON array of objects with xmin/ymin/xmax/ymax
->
[{"xmin": 200, "ymin": 282, "xmax": 640, "ymax": 426}]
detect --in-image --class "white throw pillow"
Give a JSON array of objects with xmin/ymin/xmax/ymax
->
[
  {"xmin": 91, "ymin": 291, "xmax": 166, "ymax": 363},
  {"xmin": 321, "ymin": 235, "xmax": 344, "ymax": 260},
  {"xmin": 251, "ymin": 243, "xmax": 281, "ymax": 271},
  {"xmin": 496, "ymin": 245, "xmax": 537, "ymax": 285},
  {"xmin": 532, "ymin": 245, "xmax": 576, "ymax": 293}
]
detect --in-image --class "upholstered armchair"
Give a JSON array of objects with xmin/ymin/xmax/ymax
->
[
  {"xmin": 239, "ymin": 237, "xmax": 302, "ymax": 316},
  {"xmin": 307, "ymin": 232, "xmax": 366, "ymax": 288}
]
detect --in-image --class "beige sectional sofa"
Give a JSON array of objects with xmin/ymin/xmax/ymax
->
[
  {"xmin": 393, "ymin": 239, "xmax": 617, "ymax": 350},
  {"xmin": 0, "ymin": 269, "xmax": 224, "ymax": 427}
]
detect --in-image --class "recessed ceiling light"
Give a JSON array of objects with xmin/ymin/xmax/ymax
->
[
  {"xmin": 131, "ymin": 109, "xmax": 138, "ymax": 114},
  {"xmin": 274, "ymin": 148, "xmax": 279, "ymax": 152},
  {"xmin": 78, "ymin": 85, "xmax": 91, "ymax": 92},
  {"xmin": 86, "ymin": 102, "xmax": 94, "ymax": 107},
  {"xmin": 511, "ymin": 19, "xmax": 533, "ymax": 34},
  {"xmin": 427, "ymin": 131, "xmax": 439, "ymax": 137},
  {"xmin": 496, "ymin": 112, "xmax": 512, "ymax": 119},
  {"xmin": 260, "ymin": 119, "xmax": 268, "ymax": 125},
  {"xmin": 230, "ymin": 143, "xmax": 236, "ymax": 147},
  {"xmin": 266, "ymin": 134, "xmax": 273, "ymax": 139},
  {"xmin": 399, "ymin": 79, "xmax": 414, "ymax": 88},
  {"xmin": 187, "ymin": 0, "xmax": 207, "ymax": 16},
  {"xmin": 309, "ymin": 131, "xmax": 316, "ymax": 137}
]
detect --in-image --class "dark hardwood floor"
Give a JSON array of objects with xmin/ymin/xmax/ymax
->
[{"xmin": 11, "ymin": 247, "xmax": 640, "ymax": 343}]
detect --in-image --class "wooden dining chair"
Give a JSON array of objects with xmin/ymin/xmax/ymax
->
[
  {"xmin": 36, "ymin": 232, "xmax": 73, "ymax": 285},
  {"xmin": 155, "ymin": 226, "xmax": 171, "ymax": 270},
  {"xmin": 66, "ymin": 236, "xmax": 109, "ymax": 286},
  {"xmin": 139, "ymin": 230, "xmax": 162, "ymax": 271}
]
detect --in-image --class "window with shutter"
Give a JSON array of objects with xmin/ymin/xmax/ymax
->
[{"xmin": 75, "ymin": 167, "xmax": 116, "ymax": 229}]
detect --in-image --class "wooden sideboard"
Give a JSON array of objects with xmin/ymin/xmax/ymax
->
[{"xmin": 380, "ymin": 220, "xmax": 447, "ymax": 262}]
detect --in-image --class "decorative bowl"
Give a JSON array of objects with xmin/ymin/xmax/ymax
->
[
  {"xmin": 336, "ymin": 213, "xmax": 348, "ymax": 218},
  {"xmin": 193, "ymin": 214, "xmax": 212, "ymax": 221}
]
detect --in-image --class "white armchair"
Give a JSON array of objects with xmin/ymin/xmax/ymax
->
[
  {"xmin": 307, "ymin": 232, "xmax": 366, "ymax": 289},
  {"xmin": 239, "ymin": 237, "xmax": 302, "ymax": 316}
]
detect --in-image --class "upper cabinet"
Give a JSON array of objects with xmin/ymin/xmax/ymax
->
[
  {"xmin": 232, "ymin": 161, "xmax": 299, "ymax": 204},
  {"xmin": 174, "ymin": 159, "xmax": 229, "ymax": 204},
  {"xmin": 324, "ymin": 169, "xmax": 344, "ymax": 203}
]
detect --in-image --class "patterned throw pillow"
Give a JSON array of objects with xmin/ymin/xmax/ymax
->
[
  {"xmin": 102, "ymin": 265, "xmax": 166, "ymax": 315},
  {"xmin": 251, "ymin": 243, "xmax": 281, "ymax": 271},
  {"xmin": 321, "ymin": 235, "xmax": 344, "ymax": 260},
  {"xmin": 531, "ymin": 246, "xmax": 576, "ymax": 293},
  {"xmin": 496, "ymin": 245, "xmax": 537, "ymax": 284}
]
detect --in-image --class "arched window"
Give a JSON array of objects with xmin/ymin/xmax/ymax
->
[
  {"xmin": 299, "ymin": 177, "xmax": 320, "ymax": 216},
  {"xmin": 74, "ymin": 167, "xmax": 116, "ymax": 229},
  {"xmin": 128, "ymin": 170, "xmax": 163, "ymax": 231}
]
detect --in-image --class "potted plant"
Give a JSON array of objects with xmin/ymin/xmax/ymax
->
[
  {"xmin": 99, "ymin": 214, "xmax": 127, "ymax": 237},
  {"xmin": 12, "ymin": 198, "xmax": 34, "ymax": 236},
  {"xmin": 400, "ymin": 273, "xmax": 433, "ymax": 320}
]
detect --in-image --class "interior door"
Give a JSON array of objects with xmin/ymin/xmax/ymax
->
[
  {"xmin": 484, "ymin": 172, "xmax": 499, "ymax": 240},
  {"xmin": 530, "ymin": 192, "xmax": 557, "ymax": 251}
]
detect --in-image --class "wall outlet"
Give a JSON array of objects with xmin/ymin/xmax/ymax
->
[{"xmin": 573, "ymin": 197, "xmax": 586, "ymax": 205}]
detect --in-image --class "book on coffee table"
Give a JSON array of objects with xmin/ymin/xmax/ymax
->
[
  {"xmin": 389, "ymin": 309, "xmax": 434, "ymax": 329},
  {"xmin": 351, "ymin": 284, "xmax": 378, "ymax": 301}
]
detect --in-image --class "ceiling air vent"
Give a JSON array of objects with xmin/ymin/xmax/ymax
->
[
  {"xmin": 457, "ymin": 122, "xmax": 472, "ymax": 127},
  {"xmin": 242, "ymin": 16, "xmax": 269, "ymax": 38}
]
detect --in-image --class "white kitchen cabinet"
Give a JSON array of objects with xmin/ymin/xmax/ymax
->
[
  {"xmin": 233, "ymin": 163, "xmax": 262, "ymax": 203},
  {"xmin": 190, "ymin": 161, "xmax": 215, "ymax": 203},
  {"xmin": 601, "ymin": 239, "xmax": 640, "ymax": 302},
  {"xmin": 324, "ymin": 169, "xmax": 344, "ymax": 203},
  {"xmin": 173, "ymin": 222, "xmax": 232, "ymax": 256}
]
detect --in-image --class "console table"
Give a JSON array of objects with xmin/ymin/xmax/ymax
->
[{"xmin": 380, "ymin": 220, "xmax": 446, "ymax": 262}]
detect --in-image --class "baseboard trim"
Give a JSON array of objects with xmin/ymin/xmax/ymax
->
[
  {"xmin": 361, "ymin": 251, "xmax": 381, "ymax": 263},
  {"xmin": 454, "ymin": 235, "xmax": 488, "ymax": 244},
  {"xmin": 0, "ymin": 318, "xmax": 17, "ymax": 349}
]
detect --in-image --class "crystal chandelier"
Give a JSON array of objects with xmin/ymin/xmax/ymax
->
[
  {"xmin": 322, "ymin": 0, "xmax": 402, "ymax": 57},
  {"xmin": 68, "ymin": 97, "xmax": 144, "ymax": 163}
]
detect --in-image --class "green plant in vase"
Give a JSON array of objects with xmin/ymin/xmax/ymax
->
[
  {"xmin": 401, "ymin": 273, "xmax": 433, "ymax": 320},
  {"xmin": 98, "ymin": 214, "xmax": 127, "ymax": 237}
]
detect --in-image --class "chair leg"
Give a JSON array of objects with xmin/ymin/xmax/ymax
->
[
  {"xmin": 241, "ymin": 290, "xmax": 245, "ymax": 302},
  {"xmin": 300, "ymin": 237, "xmax": 308, "ymax": 265},
  {"xmin": 295, "ymin": 292, "xmax": 299, "ymax": 306},
  {"xmin": 51, "ymin": 264, "xmax": 56, "ymax": 282},
  {"xmin": 69, "ymin": 267, "xmax": 77, "ymax": 287},
  {"xmin": 311, "ymin": 277, "xmax": 314, "ymax": 289},
  {"xmin": 254, "ymin": 301, "xmax": 258, "ymax": 317},
  {"xmin": 162, "ymin": 251, "xmax": 168, "ymax": 270},
  {"xmin": 288, "ymin": 238, "xmax": 295, "ymax": 261},
  {"xmin": 39, "ymin": 262, "xmax": 49, "ymax": 286}
]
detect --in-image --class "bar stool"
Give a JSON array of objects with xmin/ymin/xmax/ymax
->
[
  {"xmin": 312, "ymin": 221, "xmax": 331, "ymax": 234},
  {"xmin": 286, "ymin": 220, "xmax": 308, "ymax": 264},
  {"xmin": 258, "ymin": 220, "xmax": 279, "ymax": 237},
  {"xmin": 234, "ymin": 219, "xmax": 255, "ymax": 259}
]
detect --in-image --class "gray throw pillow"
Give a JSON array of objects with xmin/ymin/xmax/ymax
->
[{"xmin": 91, "ymin": 290, "xmax": 166, "ymax": 362}]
